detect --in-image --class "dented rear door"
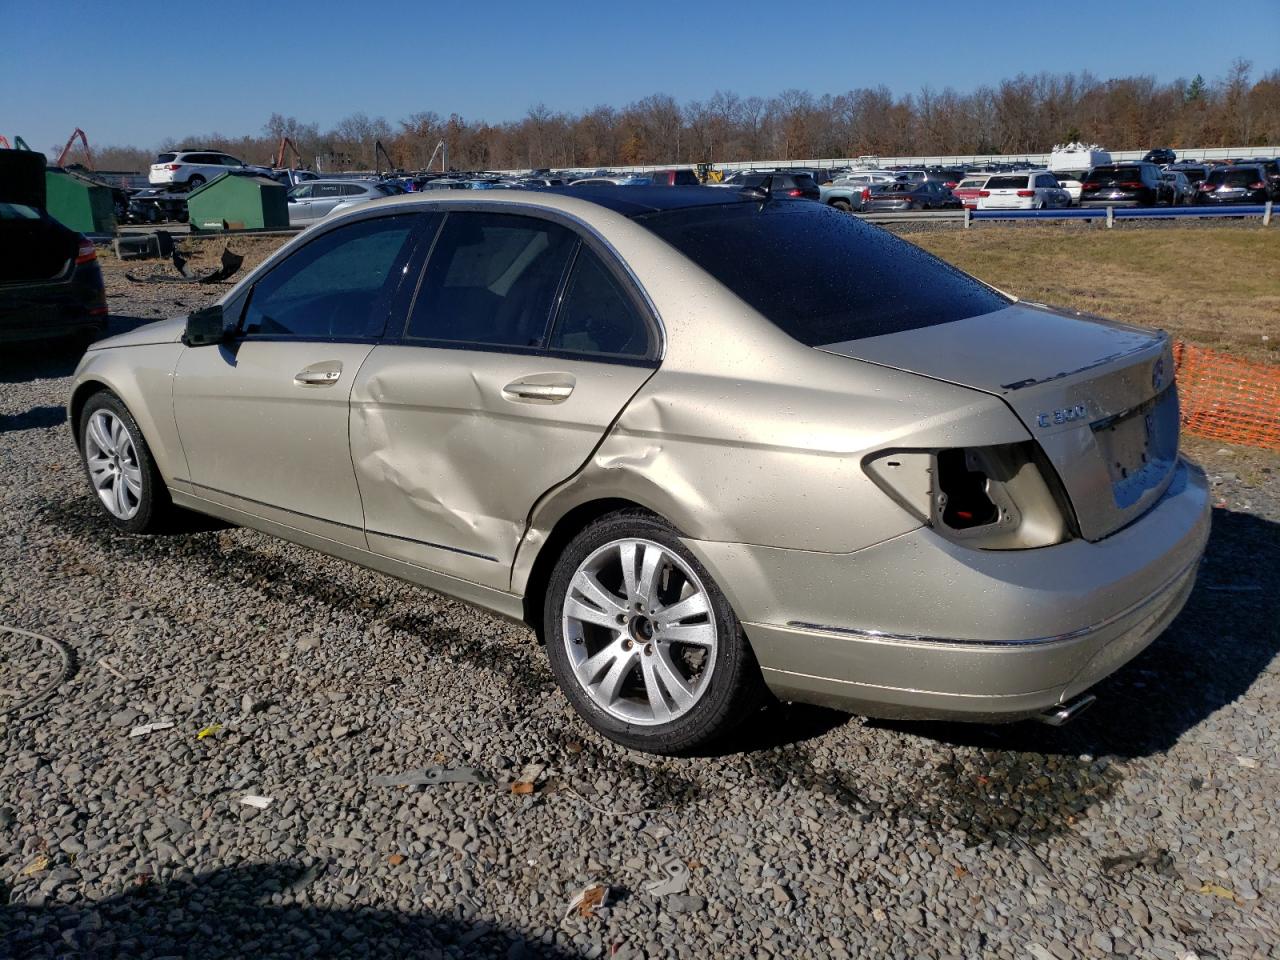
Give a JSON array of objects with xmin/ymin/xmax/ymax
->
[
  {"xmin": 350, "ymin": 348, "xmax": 652, "ymax": 589},
  {"xmin": 349, "ymin": 209, "xmax": 659, "ymax": 590}
]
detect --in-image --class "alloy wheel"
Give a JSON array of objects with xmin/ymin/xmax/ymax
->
[
  {"xmin": 562, "ymin": 538, "xmax": 718, "ymax": 726},
  {"xmin": 84, "ymin": 410, "xmax": 143, "ymax": 520}
]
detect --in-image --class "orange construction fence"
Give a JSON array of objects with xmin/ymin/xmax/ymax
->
[{"xmin": 1173, "ymin": 341, "xmax": 1280, "ymax": 451}]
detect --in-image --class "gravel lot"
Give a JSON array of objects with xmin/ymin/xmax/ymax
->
[{"xmin": 2, "ymin": 275, "xmax": 1279, "ymax": 959}]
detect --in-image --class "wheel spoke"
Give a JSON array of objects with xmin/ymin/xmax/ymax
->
[
  {"xmin": 570, "ymin": 570, "xmax": 627, "ymax": 618},
  {"xmin": 87, "ymin": 457, "xmax": 113, "ymax": 488},
  {"xmin": 619, "ymin": 541, "xmax": 639, "ymax": 599},
  {"xmin": 87, "ymin": 415, "xmax": 113, "ymax": 455},
  {"xmin": 639, "ymin": 656, "xmax": 676, "ymax": 723},
  {"xmin": 660, "ymin": 623, "xmax": 716, "ymax": 647},
  {"xmin": 565, "ymin": 597, "xmax": 622, "ymax": 632},
  {"xmin": 596, "ymin": 648, "xmax": 638, "ymax": 703},
  {"xmin": 578, "ymin": 641, "xmax": 622, "ymax": 684},
  {"xmin": 651, "ymin": 646, "xmax": 695, "ymax": 708},
  {"xmin": 110, "ymin": 417, "xmax": 127, "ymax": 452},
  {"xmin": 655, "ymin": 590, "xmax": 708, "ymax": 624},
  {"xmin": 634, "ymin": 543, "xmax": 663, "ymax": 608},
  {"xmin": 113, "ymin": 476, "xmax": 130, "ymax": 516}
]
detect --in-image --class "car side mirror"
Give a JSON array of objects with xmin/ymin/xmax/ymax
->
[{"xmin": 184, "ymin": 305, "xmax": 229, "ymax": 347}]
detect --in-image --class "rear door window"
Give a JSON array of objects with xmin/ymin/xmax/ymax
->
[
  {"xmin": 241, "ymin": 214, "xmax": 423, "ymax": 340},
  {"xmin": 639, "ymin": 202, "xmax": 1010, "ymax": 346},
  {"xmin": 404, "ymin": 212, "xmax": 577, "ymax": 349},
  {"xmin": 548, "ymin": 246, "xmax": 653, "ymax": 360}
]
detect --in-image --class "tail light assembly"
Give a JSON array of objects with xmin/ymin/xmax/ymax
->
[
  {"xmin": 786, "ymin": 188, "xmax": 803, "ymax": 197},
  {"xmin": 978, "ymin": 190, "xmax": 991, "ymax": 197},
  {"xmin": 1082, "ymin": 183, "xmax": 1099, "ymax": 191},
  {"xmin": 75, "ymin": 239, "xmax": 97, "ymax": 265},
  {"xmin": 166, "ymin": 163, "xmax": 182, "ymax": 171},
  {"xmin": 1249, "ymin": 181, "xmax": 1266, "ymax": 190},
  {"xmin": 1119, "ymin": 181, "xmax": 1143, "ymax": 189},
  {"xmin": 1198, "ymin": 183, "xmax": 1218, "ymax": 191},
  {"xmin": 1015, "ymin": 189, "xmax": 1035, "ymax": 197},
  {"xmin": 861, "ymin": 187, "xmax": 871, "ymax": 202},
  {"xmin": 863, "ymin": 442, "xmax": 1075, "ymax": 549}
]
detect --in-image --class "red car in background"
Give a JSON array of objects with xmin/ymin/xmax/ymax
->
[{"xmin": 951, "ymin": 175, "xmax": 989, "ymax": 210}]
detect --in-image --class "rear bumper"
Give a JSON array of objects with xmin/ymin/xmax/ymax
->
[
  {"xmin": 687, "ymin": 457, "xmax": 1210, "ymax": 721},
  {"xmin": 0, "ymin": 282, "xmax": 107, "ymax": 343}
]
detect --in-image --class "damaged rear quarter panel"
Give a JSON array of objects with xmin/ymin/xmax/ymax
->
[{"xmin": 515, "ymin": 348, "xmax": 1032, "ymax": 596}]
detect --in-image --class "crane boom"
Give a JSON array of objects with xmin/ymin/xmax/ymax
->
[{"xmin": 56, "ymin": 128, "xmax": 94, "ymax": 169}]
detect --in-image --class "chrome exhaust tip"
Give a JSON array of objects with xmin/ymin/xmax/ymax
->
[{"xmin": 1037, "ymin": 693, "xmax": 1097, "ymax": 727}]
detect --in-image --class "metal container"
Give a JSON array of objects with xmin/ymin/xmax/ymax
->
[
  {"xmin": 186, "ymin": 173, "xmax": 288, "ymax": 232},
  {"xmin": 45, "ymin": 170, "xmax": 116, "ymax": 234}
]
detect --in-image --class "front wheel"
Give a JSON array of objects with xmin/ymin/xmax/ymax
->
[
  {"xmin": 78, "ymin": 392, "xmax": 172, "ymax": 533},
  {"xmin": 544, "ymin": 511, "xmax": 766, "ymax": 754}
]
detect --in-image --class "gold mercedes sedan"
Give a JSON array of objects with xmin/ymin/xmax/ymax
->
[{"xmin": 69, "ymin": 187, "xmax": 1210, "ymax": 753}]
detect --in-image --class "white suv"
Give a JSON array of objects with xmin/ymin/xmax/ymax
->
[
  {"xmin": 977, "ymin": 170, "xmax": 1071, "ymax": 210},
  {"xmin": 148, "ymin": 150, "xmax": 262, "ymax": 190}
]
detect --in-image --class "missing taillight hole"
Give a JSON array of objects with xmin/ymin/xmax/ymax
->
[{"xmin": 937, "ymin": 449, "xmax": 998, "ymax": 529}]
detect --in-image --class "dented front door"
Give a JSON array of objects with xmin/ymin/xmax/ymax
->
[{"xmin": 349, "ymin": 346, "xmax": 652, "ymax": 589}]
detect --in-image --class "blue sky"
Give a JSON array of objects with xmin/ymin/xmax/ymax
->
[{"xmin": 2, "ymin": 0, "xmax": 1277, "ymax": 151}]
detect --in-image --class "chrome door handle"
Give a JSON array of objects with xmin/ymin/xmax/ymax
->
[
  {"xmin": 502, "ymin": 376, "xmax": 575, "ymax": 403},
  {"xmin": 294, "ymin": 362, "xmax": 343, "ymax": 386}
]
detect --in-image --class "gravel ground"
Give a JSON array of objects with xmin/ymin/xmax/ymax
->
[{"xmin": 2, "ymin": 288, "xmax": 1279, "ymax": 959}]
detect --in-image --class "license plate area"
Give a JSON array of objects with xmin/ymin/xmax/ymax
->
[{"xmin": 1093, "ymin": 386, "xmax": 1178, "ymax": 509}]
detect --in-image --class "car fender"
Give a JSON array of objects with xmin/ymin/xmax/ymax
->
[{"xmin": 68, "ymin": 339, "xmax": 188, "ymax": 485}]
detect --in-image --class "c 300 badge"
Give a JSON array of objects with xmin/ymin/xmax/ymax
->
[{"xmin": 1036, "ymin": 404, "xmax": 1087, "ymax": 428}]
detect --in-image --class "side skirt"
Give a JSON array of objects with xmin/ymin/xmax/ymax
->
[{"xmin": 169, "ymin": 489, "xmax": 528, "ymax": 625}]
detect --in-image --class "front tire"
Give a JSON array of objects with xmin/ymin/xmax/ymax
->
[
  {"xmin": 544, "ymin": 511, "xmax": 765, "ymax": 754},
  {"xmin": 78, "ymin": 392, "xmax": 171, "ymax": 533}
]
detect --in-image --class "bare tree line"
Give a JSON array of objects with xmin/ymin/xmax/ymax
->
[{"xmin": 82, "ymin": 62, "xmax": 1279, "ymax": 173}]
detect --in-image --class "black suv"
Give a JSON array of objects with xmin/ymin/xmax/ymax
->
[
  {"xmin": 724, "ymin": 172, "xmax": 821, "ymax": 200},
  {"xmin": 1195, "ymin": 165, "xmax": 1274, "ymax": 205},
  {"xmin": 1079, "ymin": 163, "xmax": 1170, "ymax": 207},
  {"xmin": 1143, "ymin": 148, "xmax": 1177, "ymax": 165}
]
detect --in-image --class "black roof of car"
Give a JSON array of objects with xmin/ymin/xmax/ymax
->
[{"xmin": 542, "ymin": 184, "xmax": 776, "ymax": 217}]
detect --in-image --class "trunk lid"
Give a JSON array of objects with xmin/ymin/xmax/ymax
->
[{"xmin": 820, "ymin": 303, "xmax": 1179, "ymax": 541}]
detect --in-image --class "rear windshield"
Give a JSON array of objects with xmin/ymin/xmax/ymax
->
[
  {"xmin": 1209, "ymin": 168, "xmax": 1259, "ymax": 186},
  {"xmin": 957, "ymin": 179, "xmax": 986, "ymax": 188},
  {"xmin": 638, "ymin": 202, "xmax": 1011, "ymax": 346},
  {"xmin": 1085, "ymin": 166, "xmax": 1141, "ymax": 183},
  {"xmin": 985, "ymin": 175, "xmax": 1029, "ymax": 189},
  {"xmin": 155, "ymin": 153, "xmax": 177, "ymax": 163},
  {"xmin": 0, "ymin": 202, "xmax": 42, "ymax": 221}
]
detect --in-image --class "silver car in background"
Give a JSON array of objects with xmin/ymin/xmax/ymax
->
[
  {"xmin": 67, "ymin": 187, "xmax": 1210, "ymax": 754},
  {"xmin": 286, "ymin": 179, "xmax": 398, "ymax": 225}
]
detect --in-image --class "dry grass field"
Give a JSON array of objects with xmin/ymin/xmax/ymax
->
[{"xmin": 906, "ymin": 224, "xmax": 1280, "ymax": 364}]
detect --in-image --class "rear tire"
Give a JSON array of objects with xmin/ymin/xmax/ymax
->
[
  {"xmin": 543, "ymin": 511, "xmax": 766, "ymax": 754},
  {"xmin": 186, "ymin": 175, "xmax": 205, "ymax": 190},
  {"xmin": 78, "ymin": 391, "xmax": 173, "ymax": 534},
  {"xmin": 831, "ymin": 199, "xmax": 852, "ymax": 213}
]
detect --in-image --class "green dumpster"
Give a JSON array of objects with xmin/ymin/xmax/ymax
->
[
  {"xmin": 187, "ymin": 173, "xmax": 288, "ymax": 232},
  {"xmin": 45, "ymin": 169, "xmax": 116, "ymax": 234}
]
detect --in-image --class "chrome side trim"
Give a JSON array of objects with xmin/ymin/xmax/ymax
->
[{"xmin": 786, "ymin": 553, "xmax": 1200, "ymax": 649}]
